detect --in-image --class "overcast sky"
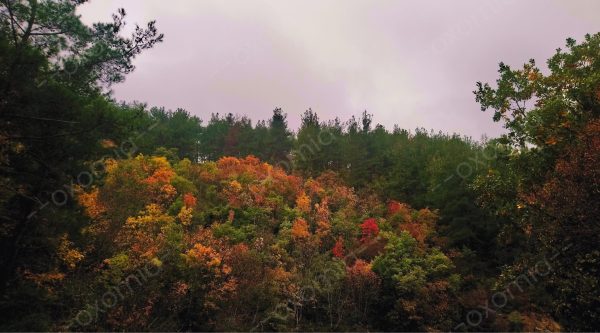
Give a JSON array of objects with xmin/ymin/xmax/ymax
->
[{"xmin": 79, "ymin": 0, "xmax": 600, "ymax": 139}]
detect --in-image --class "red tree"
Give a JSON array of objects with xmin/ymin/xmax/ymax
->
[
  {"xmin": 388, "ymin": 200, "xmax": 401, "ymax": 215},
  {"xmin": 332, "ymin": 237, "xmax": 345, "ymax": 258},
  {"xmin": 360, "ymin": 218, "xmax": 379, "ymax": 242}
]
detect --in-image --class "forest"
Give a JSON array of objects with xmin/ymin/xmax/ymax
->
[{"xmin": 1, "ymin": 1, "xmax": 599, "ymax": 332}]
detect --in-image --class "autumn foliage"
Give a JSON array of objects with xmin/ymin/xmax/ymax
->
[
  {"xmin": 68, "ymin": 155, "xmax": 460, "ymax": 331},
  {"xmin": 360, "ymin": 218, "xmax": 379, "ymax": 242},
  {"xmin": 6, "ymin": 10, "xmax": 596, "ymax": 331},
  {"xmin": 332, "ymin": 237, "xmax": 345, "ymax": 258}
]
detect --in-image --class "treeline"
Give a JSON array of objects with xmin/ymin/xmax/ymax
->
[
  {"xmin": 1, "ymin": 1, "xmax": 599, "ymax": 331},
  {"xmin": 119, "ymin": 104, "xmax": 503, "ymax": 271}
]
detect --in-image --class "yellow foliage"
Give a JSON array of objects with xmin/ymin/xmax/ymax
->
[
  {"xmin": 126, "ymin": 204, "xmax": 175, "ymax": 228},
  {"xmin": 178, "ymin": 206, "xmax": 193, "ymax": 226},
  {"xmin": 57, "ymin": 234, "xmax": 84, "ymax": 270},
  {"xmin": 150, "ymin": 156, "xmax": 171, "ymax": 169},
  {"xmin": 104, "ymin": 158, "xmax": 118, "ymax": 174}
]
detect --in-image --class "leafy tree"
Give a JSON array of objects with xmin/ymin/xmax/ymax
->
[
  {"xmin": 372, "ymin": 231, "xmax": 459, "ymax": 331},
  {"xmin": 0, "ymin": 1, "xmax": 162, "ymax": 329},
  {"xmin": 474, "ymin": 33, "xmax": 600, "ymax": 330}
]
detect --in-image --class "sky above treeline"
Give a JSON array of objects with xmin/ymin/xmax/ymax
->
[{"xmin": 79, "ymin": 0, "xmax": 600, "ymax": 140}]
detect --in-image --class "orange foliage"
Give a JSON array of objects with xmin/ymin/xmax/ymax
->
[
  {"xmin": 212, "ymin": 156, "xmax": 310, "ymax": 209},
  {"xmin": 388, "ymin": 200, "xmax": 402, "ymax": 215},
  {"xmin": 347, "ymin": 259, "xmax": 374, "ymax": 277},
  {"xmin": 316, "ymin": 219, "xmax": 331, "ymax": 240},
  {"xmin": 315, "ymin": 197, "xmax": 330, "ymax": 221},
  {"xmin": 291, "ymin": 218, "xmax": 310, "ymax": 239},
  {"xmin": 390, "ymin": 201, "xmax": 413, "ymax": 222},
  {"xmin": 22, "ymin": 270, "xmax": 65, "ymax": 293},
  {"xmin": 315, "ymin": 171, "xmax": 358, "ymax": 207},
  {"xmin": 305, "ymin": 178, "xmax": 325, "ymax": 197},
  {"xmin": 400, "ymin": 223, "xmax": 427, "ymax": 244},
  {"xmin": 159, "ymin": 183, "xmax": 177, "ymax": 202},
  {"xmin": 346, "ymin": 259, "xmax": 380, "ymax": 316},
  {"xmin": 22, "ymin": 270, "xmax": 65, "ymax": 284},
  {"xmin": 183, "ymin": 193, "xmax": 197, "ymax": 208},
  {"xmin": 186, "ymin": 243, "xmax": 222, "ymax": 270},
  {"xmin": 295, "ymin": 191, "xmax": 311, "ymax": 213},
  {"xmin": 173, "ymin": 281, "xmax": 190, "ymax": 296},
  {"xmin": 398, "ymin": 208, "xmax": 437, "ymax": 245},
  {"xmin": 416, "ymin": 208, "xmax": 437, "ymax": 226},
  {"xmin": 223, "ymin": 180, "xmax": 243, "ymax": 207},
  {"xmin": 69, "ymin": 152, "xmax": 463, "ymax": 330},
  {"xmin": 522, "ymin": 119, "xmax": 600, "ymax": 249},
  {"xmin": 77, "ymin": 187, "xmax": 105, "ymax": 219},
  {"xmin": 216, "ymin": 156, "xmax": 269, "ymax": 181},
  {"xmin": 144, "ymin": 166, "xmax": 175, "ymax": 185},
  {"xmin": 211, "ymin": 156, "xmax": 305, "ymax": 209},
  {"xmin": 332, "ymin": 237, "xmax": 344, "ymax": 258},
  {"xmin": 248, "ymin": 183, "xmax": 266, "ymax": 204},
  {"xmin": 268, "ymin": 266, "xmax": 292, "ymax": 283}
]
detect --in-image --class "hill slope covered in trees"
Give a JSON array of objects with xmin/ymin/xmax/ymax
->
[{"xmin": 1, "ymin": 1, "xmax": 599, "ymax": 331}]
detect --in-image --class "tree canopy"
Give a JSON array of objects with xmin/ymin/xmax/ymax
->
[{"xmin": 0, "ymin": 1, "xmax": 598, "ymax": 331}]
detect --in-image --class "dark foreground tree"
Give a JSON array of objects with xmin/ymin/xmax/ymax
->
[
  {"xmin": 474, "ymin": 33, "xmax": 600, "ymax": 330},
  {"xmin": 0, "ymin": 1, "xmax": 162, "ymax": 329}
]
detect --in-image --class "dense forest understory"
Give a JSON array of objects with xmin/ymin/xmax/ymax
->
[{"xmin": 1, "ymin": 1, "xmax": 599, "ymax": 331}]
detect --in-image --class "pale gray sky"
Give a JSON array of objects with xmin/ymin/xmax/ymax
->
[{"xmin": 79, "ymin": 0, "xmax": 600, "ymax": 139}]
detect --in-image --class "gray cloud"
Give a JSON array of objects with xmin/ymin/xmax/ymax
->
[{"xmin": 79, "ymin": 0, "xmax": 600, "ymax": 139}]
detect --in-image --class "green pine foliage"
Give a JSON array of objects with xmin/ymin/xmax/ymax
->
[{"xmin": 0, "ymin": 1, "xmax": 598, "ymax": 331}]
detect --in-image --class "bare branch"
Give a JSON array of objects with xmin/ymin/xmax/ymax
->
[
  {"xmin": 22, "ymin": 0, "xmax": 38, "ymax": 44},
  {"xmin": 2, "ymin": 0, "xmax": 19, "ymax": 44},
  {"xmin": 2, "ymin": 114, "xmax": 80, "ymax": 124}
]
